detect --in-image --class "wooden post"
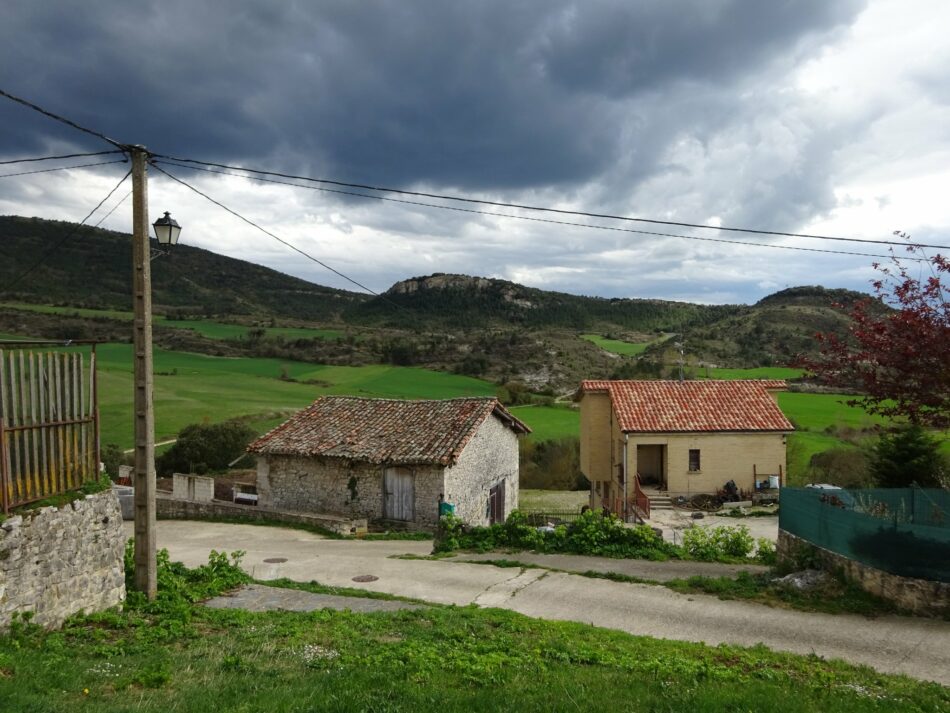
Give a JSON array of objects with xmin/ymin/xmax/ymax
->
[{"xmin": 131, "ymin": 147, "xmax": 157, "ymax": 599}]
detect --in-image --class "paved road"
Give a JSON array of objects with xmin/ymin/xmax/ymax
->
[{"xmin": 134, "ymin": 520, "xmax": 950, "ymax": 686}]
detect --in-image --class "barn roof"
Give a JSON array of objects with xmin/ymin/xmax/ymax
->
[
  {"xmin": 247, "ymin": 396, "xmax": 530, "ymax": 466},
  {"xmin": 579, "ymin": 380, "xmax": 793, "ymax": 433}
]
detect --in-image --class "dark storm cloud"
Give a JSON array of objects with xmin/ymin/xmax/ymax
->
[{"xmin": 0, "ymin": 0, "xmax": 864, "ymax": 194}]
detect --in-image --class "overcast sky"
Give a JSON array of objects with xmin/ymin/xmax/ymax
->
[{"xmin": 1, "ymin": 0, "xmax": 948, "ymax": 305}]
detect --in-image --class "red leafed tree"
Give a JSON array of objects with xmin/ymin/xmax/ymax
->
[{"xmin": 801, "ymin": 243, "xmax": 950, "ymax": 428}]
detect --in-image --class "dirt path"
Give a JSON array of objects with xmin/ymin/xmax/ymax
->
[
  {"xmin": 123, "ymin": 438, "xmax": 176, "ymax": 455},
  {"xmin": 138, "ymin": 520, "xmax": 950, "ymax": 686}
]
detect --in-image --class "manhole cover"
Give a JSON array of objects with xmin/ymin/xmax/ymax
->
[
  {"xmin": 352, "ymin": 575, "xmax": 379, "ymax": 583},
  {"xmin": 263, "ymin": 557, "xmax": 288, "ymax": 564}
]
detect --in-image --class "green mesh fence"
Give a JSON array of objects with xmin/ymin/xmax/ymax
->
[{"xmin": 780, "ymin": 487, "xmax": 950, "ymax": 583}]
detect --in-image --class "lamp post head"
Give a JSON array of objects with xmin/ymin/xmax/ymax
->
[{"xmin": 153, "ymin": 211, "xmax": 181, "ymax": 246}]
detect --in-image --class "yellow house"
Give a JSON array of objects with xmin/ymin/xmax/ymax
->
[{"xmin": 579, "ymin": 380, "xmax": 793, "ymax": 517}]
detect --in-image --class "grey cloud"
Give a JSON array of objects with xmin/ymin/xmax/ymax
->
[{"xmin": 1, "ymin": 0, "xmax": 864, "ymax": 194}]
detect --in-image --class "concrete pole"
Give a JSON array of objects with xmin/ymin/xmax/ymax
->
[{"xmin": 130, "ymin": 147, "xmax": 156, "ymax": 599}]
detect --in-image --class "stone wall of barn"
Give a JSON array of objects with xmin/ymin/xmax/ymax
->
[
  {"xmin": 444, "ymin": 415, "xmax": 520, "ymax": 526},
  {"xmin": 257, "ymin": 455, "xmax": 444, "ymax": 528}
]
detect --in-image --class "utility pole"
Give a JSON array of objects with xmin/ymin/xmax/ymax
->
[{"xmin": 130, "ymin": 146, "xmax": 156, "ymax": 599}]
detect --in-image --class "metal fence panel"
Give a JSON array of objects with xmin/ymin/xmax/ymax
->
[
  {"xmin": 780, "ymin": 487, "xmax": 950, "ymax": 583},
  {"xmin": 0, "ymin": 348, "xmax": 99, "ymax": 512}
]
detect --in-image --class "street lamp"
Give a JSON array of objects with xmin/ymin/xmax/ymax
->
[{"xmin": 152, "ymin": 211, "xmax": 182, "ymax": 247}]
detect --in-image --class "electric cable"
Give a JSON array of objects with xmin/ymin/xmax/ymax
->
[
  {"xmin": 154, "ymin": 153, "xmax": 949, "ymax": 251},
  {"xmin": 149, "ymin": 162, "xmax": 409, "ymax": 310},
  {"xmin": 0, "ymin": 88, "xmax": 126, "ymax": 150},
  {"xmin": 0, "ymin": 158, "xmax": 128, "ymax": 179},
  {"xmin": 3, "ymin": 168, "xmax": 133, "ymax": 292},
  {"xmin": 93, "ymin": 189, "xmax": 133, "ymax": 228},
  {"xmin": 0, "ymin": 150, "xmax": 123, "ymax": 166},
  {"xmin": 153, "ymin": 159, "xmax": 928, "ymax": 263}
]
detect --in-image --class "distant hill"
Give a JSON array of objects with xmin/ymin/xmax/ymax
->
[
  {"xmin": 0, "ymin": 216, "xmax": 868, "ymax": 378},
  {"xmin": 0, "ymin": 216, "xmax": 366, "ymax": 321},
  {"xmin": 351, "ymin": 273, "xmax": 740, "ymax": 332},
  {"xmin": 662, "ymin": 285, "xmax": 878, "ymax": 367}
]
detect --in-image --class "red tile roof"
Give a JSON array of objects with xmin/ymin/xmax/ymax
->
[
  {"xmin": 248, "ymin": 396, "xmax": 530, "ymax": 466},
  {"xmin": 580, "ymin": 380, "xmax": 794, "ymax": 433}
]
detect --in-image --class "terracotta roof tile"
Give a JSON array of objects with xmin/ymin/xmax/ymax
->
[
  {"xmin": 580, "ymin": 380, "xmax": 794, "ymax": 433},
  {"xmin": 247, "ymin": 396, "xmax": 530, "ymax": 465}
]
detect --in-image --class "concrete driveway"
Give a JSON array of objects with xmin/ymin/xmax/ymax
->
[{"xmin": 132, "ymin": 521, "xmax": 950, "ymax": 686}]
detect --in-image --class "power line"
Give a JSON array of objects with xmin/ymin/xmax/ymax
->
[
  {"xmin": 3, "ymin": 168, "xmax": 133, "ymax": 292},
  {"xmin": 0, "ymin": 88, "xmax": 126, "ymax": 150},
  {"xmin": 154, "ymin": 153, "xmax": 950, "ymax": 252},
  {"xmin": 153, "ymin": 159, "xmax": 928, "ymax": 263},
  {"xmin": 0, "ymin": 150, "xmax": 123, "ymax": 166},
  {"xmin": 0, "ymin": 158, "xmax": 128, "ymax": 179},
  {"xmin": 149, "ymin": 162, "xmax": 408, "ymax": 308},
  {"xmin": 94, "ymin": 189, "xmax": 133, "ymax": 228},
  {"xmin": 1, "ymin": 87, "xmax": 939, "ymax": 256}
]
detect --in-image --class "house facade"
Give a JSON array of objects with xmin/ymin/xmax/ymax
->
[
  {"xmin": 579, "ymin": 380, "xmax": 793, "ymax": 514},
  {"xmin": 247, "ymin": 396, "xmax": 530, "ymax": 528}
]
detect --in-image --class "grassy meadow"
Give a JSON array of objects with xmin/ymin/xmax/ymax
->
[
  {"xmin": 510, "ymin": 405, "xmax": 580, "ymax": 441},
  {"xmin": 35, "ymin": 343, "xmax": 495, "ymax": 448},
  {"xmin": 580, "ymin": 333, "xmax": 652, "ymax": 356}
]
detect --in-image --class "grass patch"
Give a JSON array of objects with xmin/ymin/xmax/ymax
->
[
  {"xmin": 703, "ymin": 366, "xmax": 804, "ymax": 380},
  {"xmin": 777, "ymin": 392, "xmax": 887, "ymax": 433},
  {"xmin": 519, "ymin": 489, "xmax": 588, "ymax": 511},
  {"xmin": 4, "ymin": 563, "xmax": 946, "ymax": 713},
  {"xmin": 34, "ymin": 342, "xmax": 495, "ymax": 448},
  {"xmin": 510, "ymin": 405, "xmax": 580, "ymax": 442},
  {"xmin": 665, "ymin": 571, "xmax": 902, "ymax": 618},
  {"xmin": 580, "ymin": 333, "xmax": 652, "ymax": 356}
]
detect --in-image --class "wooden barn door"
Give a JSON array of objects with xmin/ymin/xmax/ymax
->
[
  {"xmin": 383, "ymin": 467, "xmax": 414, "ymax": 521},
  {"xmin": 489, "ymin": 480, "xmax": 506, "ymax": 525}
]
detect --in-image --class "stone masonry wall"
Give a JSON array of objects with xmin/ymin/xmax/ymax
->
[
  {"xmin": 777, "ymin": 529, "xmax": 949, "ymax": 617},
  {"xmin": 0, "ymin": 490, "xmax": 126, "ymax": 630},
  {"xmin": 258, "ymin": 455, "xmax": 443, "ymax": 528},
  {"xmin": 156, "ymin": 494, "xmax": 367, "ymax": 535},
  {"xmin": 444, "ymin": 415, "xmax": 520, "ymax": 527}
]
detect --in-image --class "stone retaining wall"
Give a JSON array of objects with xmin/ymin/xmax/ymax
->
[
  {"xmin": 777, "ymin": 529, "xmax": 950, "ymax": 617},
  {"xmin": 156, "ymin": 494, "xmax": 367, "ymax": 535},
  {"xmin": 0, "ymin": 491, "xmax": 126, "ymax": 630}
]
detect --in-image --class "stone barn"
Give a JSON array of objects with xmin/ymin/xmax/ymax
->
[{"xmin": 247, "ymin": 396, "xmax": 530, "ymax": 528}]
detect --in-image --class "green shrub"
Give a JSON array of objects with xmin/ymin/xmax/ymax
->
[
  {"xmin": 755, "ymin": 537, "xmax": 777, "ymax": 566},
  {"xmin": 869, "ymin": 425, "xmax": 948, "ymax": 488},
  {"xmin": 124, "ymin": 539, "xmax": 249, "ymax": 614},
  {"xmin": 156, "ymin": 420, "xmax": 257, "ymax": 476},
  {"xmin": 435, "ymin": 510, "xmax": 677, "ymax": 560},
  {"xmin": 681, "ymin": 525, "xmax": 755, "ymax": 561}
]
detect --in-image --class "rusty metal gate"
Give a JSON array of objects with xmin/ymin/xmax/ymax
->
[{"xmin": 0, "ymin": 345, "xmax": 100, "ymax": 513}]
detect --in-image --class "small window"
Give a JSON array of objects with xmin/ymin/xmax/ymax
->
[{"xmin": 688, "ymin": 449, "xmax": 701, "ymax": 472}]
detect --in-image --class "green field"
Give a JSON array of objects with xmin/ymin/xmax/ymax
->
[
  {"xmin": 580, "ymin": 333, "xmax": 652, "ymax": 356},
  {"xmin": 704, "ymin": 366, "xmax": 804, "ymax": 380},
  {"xmin": 510, "ymin": 405, "xmax": 580, "ymax": 441},
  {"xmin": 41, "ymin": 343, "xmax": 495, "ymax": 448},
  {"xmin": 0, "ymin": 302, "xmax": 341, "ymax": 341}
]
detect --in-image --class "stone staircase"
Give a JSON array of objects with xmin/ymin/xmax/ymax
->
[{"xmin": 646, "ymin": 492, "xmax": 674, "ymax": 513}]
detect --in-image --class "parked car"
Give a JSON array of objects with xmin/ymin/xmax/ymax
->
[{"xmin": 805, "ymin": 483, "xmax": 856, "ymax": 509}]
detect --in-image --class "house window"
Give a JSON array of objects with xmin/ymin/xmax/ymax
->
[{"xmin": 688, "ymin": 449, "xmax": 701, "ymax": 472}]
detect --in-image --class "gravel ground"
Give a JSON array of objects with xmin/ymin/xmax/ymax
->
[{"xmin": 646, "ymin": 507, "xmax": 779, "ymax": 545}]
